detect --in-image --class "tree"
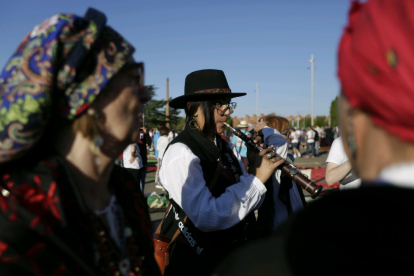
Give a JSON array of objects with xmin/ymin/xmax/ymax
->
[
  {"xmin": 143, "ymin": 85, "xmax": 183, "ymax": 130},
  {"xmin": 329, "ymin": 96, "xmax": 339, "ymax": 127},
  {"xmin": 315, "ymin": 116, "xmax": 328, "ymax": 127}
]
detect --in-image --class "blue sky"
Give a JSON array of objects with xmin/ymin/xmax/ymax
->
[{"xmin": 0, "ymin": 0, "xmax": 350, "ymax": 119}]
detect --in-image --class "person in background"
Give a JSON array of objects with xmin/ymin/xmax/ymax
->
[
  {"xmin": 167, "ymin": 129, "xmax": 174, "ymax": 142},
  {"xmin": 155, "ymin": 126, "xmax": 169, "ymax": 187},
  {"xmin": 148, "ymin": 128, "xmax": 154, "ymax": 150},
  {"xmin": 123, "ymin": 143, "xmax": 143, "ymax": 184},
  {"xmin": 232, "ymin": 120, "xmax": 249, "ymax": 172},
  {"xmin": 314, "ymin": 125, "xmax": 322, "ymax": 156},
  {"xmin": 153, "ymin": 123, "xmax": 163, "ymax": 184},
  {"xmin": 138, "ymin": 126, "xmax": 151, "ymax": 192},
  {"xmin": 0, "ymin": 9, "xmax": 160, "ymax": 275},
  {"xmin": 276, "ymin": 116, "xmax": 290, "ymax": 140},
  {"xmin": 304, "ymin": 126, "xmax": 315, "ymax": 158},
  {"xmin": 299, "ymin": 128, "xmax": 307, "ymax": 149},
  {"xmin": 290, "ymin": 128, "xmax": 301, "ymax": 158},
  {"xmin": 153, "ymin": 123, "xmax": 164, "ymax": 159},
  {"xmin": 255, "ymin": 115, "xmax": 305, "ymax": 233},
  {"xmin": 320, "ymin": 126, "xmax": 327, "ymax": 146},
  {"xmin": 325, "ymin": 137, "xmax": 361, "ymax": 190}
]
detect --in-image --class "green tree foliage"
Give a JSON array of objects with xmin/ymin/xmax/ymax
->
[
  {"xmin": 226, "ymin": 116, "xmax": 233, "ymax": 127},
  {"xmin": 314, "ymin": 116, "xmax": 328, "ymax": 127},
  {"xmin": 143, "ymin": 85, "xmax": 183, "ymax": 130},
  {"xmin": 329, "ymin": 96, "xmax": 339, "ymax": 127}
]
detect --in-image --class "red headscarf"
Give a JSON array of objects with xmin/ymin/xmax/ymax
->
[{"xmin": 338, "ymin": 0, "xmax": 414, "ymax": 142}]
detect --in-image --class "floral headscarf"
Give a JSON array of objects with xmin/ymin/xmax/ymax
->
[{"xmin": 0, "ymin": 8, "xmax": 135, "ymax": 163}]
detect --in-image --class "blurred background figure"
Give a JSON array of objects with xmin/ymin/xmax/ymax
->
[
  {"xmin": 155, "ymin": 126, "xmax": 169, "ymax": 188},
  {"xmin": 138, "ymin": 126, "xmax": 152, "ymax": 192},
  {"xmin": 232, "ymin": 120, "xmax": 249, "ymax": 172},
  {"xmin": 153, "ymin": 123, "xmax": 164, "ymax": 160},
  {"xmin": 254, "ymin": 115, "xmax": 305, "ymax": 233},
  {"xmin": 325, "ymin": 137, "xmax": 361, "ymax": 190},
  {"xmin": 123, "ymin": 143, "xmax": 143, "ymax": 186},
  {"xmin": 304, "ymin": 126, "xmax": 316, "ymax": 158},
  {"xmin": 289, "ymin": 128, "xmax": 301, "ymax": 158}
]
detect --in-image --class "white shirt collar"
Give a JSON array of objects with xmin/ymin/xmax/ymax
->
[{"xmin": 378, "ymin": 161, "xmax": 414, "ymax": 188}]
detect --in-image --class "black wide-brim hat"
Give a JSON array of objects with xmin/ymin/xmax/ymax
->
[{"xmin": 169, "ymin": 69, "xmax": 246, "ymax": 109}]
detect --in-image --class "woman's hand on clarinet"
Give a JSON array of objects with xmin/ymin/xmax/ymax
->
[{"xmin": 245, "ymin": 134, "xmax": 285, "ymax": 183}]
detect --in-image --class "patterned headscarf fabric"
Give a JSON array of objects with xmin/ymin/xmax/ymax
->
[
  {"xmin": 338, "ymin": 0, "xmax": 414, "ymax": 142},
  {"xmin": 0, "ymin": 9, "xmax": 135, "ymax": 163}
]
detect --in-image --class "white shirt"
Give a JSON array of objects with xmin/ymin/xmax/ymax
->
[
  {"xmin": 123, "ymin": 143, "xmax": 143, "ymax": 169},
  {"xmin": 159, "ymin": 140, "xmax": 266, "ymax": 232},
  {"xmin": 157, "ymin": 136, "xmax": 169, "ymax": 160},
  {"xmin": 167, "ymin": 131, "xmax": 174, "ymax": 142},
  {"xmin": 262, "ymin": 127, "xmax": 304, "ymax": 229},
  {"xmin": 306, "ymin": 130, "xmax": 315, "ymax": 143},
  {"xmin": 326, "ymin": 138, "xmax": 361, "ymax": 190},
  {"xmin": 379, "ymin": 162, "xmax": 414, "ymax": 188},
  {"xmin": 290, "ymin": 131, "xmax": 299, "ymax": 143}
]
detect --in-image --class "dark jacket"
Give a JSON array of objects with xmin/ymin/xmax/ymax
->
[{"xmin": 0, "ymin": 156, "xmax": 161, "ymax": 276}]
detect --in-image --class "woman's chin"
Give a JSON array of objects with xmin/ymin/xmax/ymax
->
[{"xmin": 216, "ymin": 126, "xmax": 225, "ymax": 134}]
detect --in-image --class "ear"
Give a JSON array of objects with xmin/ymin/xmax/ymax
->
[{"xmin": 351, "ymin": 109, "xmax": 369, "ymax": 151}]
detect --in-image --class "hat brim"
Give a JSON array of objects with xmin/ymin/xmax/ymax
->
[{"xmin": 169, "ymin": 92, "xmax": 246, "ymax": 109}]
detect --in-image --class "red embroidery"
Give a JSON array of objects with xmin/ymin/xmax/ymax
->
[
  {"xmin": 0, "ymin": 241, "xmax": 7, "ymax": 255},
  {"xmin": 0, "ymin": 195, "xmax": 8, "ymax": 212},
  {"xmin": 9, "ymin": 180, "xmax": 61, "ymax": 223},
  {"xmin": 0, "ymin": 241, "xmax": 19, "ymax": 262},
  {"xmin": 6, "ymin": 181, "xmax": 14, "ymax": 189},
  {"xmin": 33, "ymin": 175, "xmax": 42, "ymax": 186},
  {"xmin": 194, "ymin": 88, "xmax": 231, "ymax": 94}
]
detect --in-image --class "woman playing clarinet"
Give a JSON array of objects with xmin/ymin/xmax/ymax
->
[{"xmin": 158, "ymin": 69, "xmax": 284, "ymax": 275}]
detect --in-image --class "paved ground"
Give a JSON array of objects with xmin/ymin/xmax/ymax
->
[{"xmin": 144, "ymin": 145, "xmax": 333, "ymax": 229}]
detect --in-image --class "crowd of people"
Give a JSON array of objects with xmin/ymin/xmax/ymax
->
[{"xmin": 1, "ymin": 0, "xmax": 414, "ymax": 275}]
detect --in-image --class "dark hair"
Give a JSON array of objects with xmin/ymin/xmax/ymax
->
[
  {"xmin": 157, "ymin": 123, "xmax": 165, "ymax": 130},
  {"xmin": 185, "ymin": 101, "xmax": 215, "ymax": 136},
  {"xmin": 160, "ymin": 126, "xmax": 170, "ymax": 136}
]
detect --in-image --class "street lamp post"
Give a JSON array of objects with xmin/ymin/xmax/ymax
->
[
  {"xmin": 256, "ymin": 83, "xmax": 259, "ymax": 120},
  {"xmin": 309, "ymin": 54, "xmax": 315, "ymax": 126}
]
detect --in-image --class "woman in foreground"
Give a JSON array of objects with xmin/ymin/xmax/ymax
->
[{"xmin": 0, "ymin": 9, "xmax": 160, "ymax": 275}]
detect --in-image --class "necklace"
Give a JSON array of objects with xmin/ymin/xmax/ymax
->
[{"xmin": 88, "ymin": 200, "xmax": 146, "ymax": 276}]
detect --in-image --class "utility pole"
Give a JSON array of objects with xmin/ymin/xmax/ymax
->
[
  {"xmin": 166, "ymin": 78, "xmax": 170, "ymax": 128},
  {"xmin": 256, "ymin": 83, "xmax": 259, "ymax": 120},
  {"xmin": 310, "ymin": 54, "xmax": 315, "ymax": 126}
]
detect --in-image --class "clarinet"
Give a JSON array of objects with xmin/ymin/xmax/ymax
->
[{"xmin": 224, "ymin": 123, "xmax": 323, "ymax": 199}]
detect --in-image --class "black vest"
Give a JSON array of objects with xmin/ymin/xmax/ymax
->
[{"xmin": 160, "ymin": 127, "xmax": 257, "ymax": 243}]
